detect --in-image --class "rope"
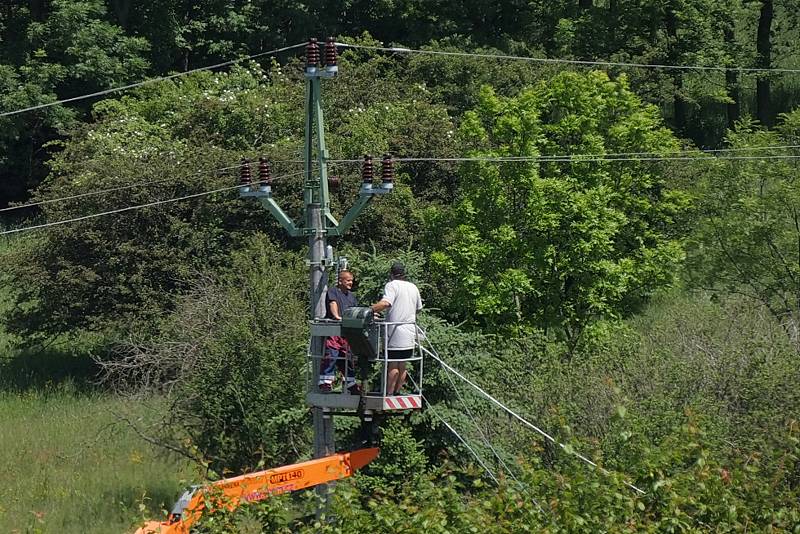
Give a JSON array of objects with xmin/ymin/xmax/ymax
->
[
  {"xmin": 421, "ymin": 338, "xmax": 546, "ymax": 514},
  {"xmin": 406, "ymin": 375, "xmax": 499, "ymax": 486}
]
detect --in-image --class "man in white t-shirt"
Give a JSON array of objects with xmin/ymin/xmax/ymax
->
[{"xmin": 371, "ymin": 262, "xmax": 423, "ymax": 395}]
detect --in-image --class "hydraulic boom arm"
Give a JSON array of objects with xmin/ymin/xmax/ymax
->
[{"xmin": 135, "ymin": 447, "xmax": 379, "ymax": 534}]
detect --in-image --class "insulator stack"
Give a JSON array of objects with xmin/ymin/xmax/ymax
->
[
  {"xmin": 306, "ymin": 38, "xmax": 320, "ymax": 70},
  {"xmin": 240, "ymin": 159, "xmax": 252, "ymax": 185},
  {"xmin": 258, "ymin": 157, "xmax": 272, "ymax": 186},
  {"xmin": 381, "ymin": 154, "xmax": 394, "ymax": 184},
  {"xmin": 324, "ymin": 37, "xmax": 337, "ymax": 67},
  {"xmin": 361, "ymin": 155, "xmax": 374, "ymax": 185}
]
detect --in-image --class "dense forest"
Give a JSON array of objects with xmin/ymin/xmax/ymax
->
[{"xmin": 1, "ymin": 1, "xmax": 800, "ymax": 532}]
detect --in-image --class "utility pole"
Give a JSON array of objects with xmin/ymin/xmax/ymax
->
[{"xmin": 239, "ymin": 37, "xmax": 393, "ymax": 518}]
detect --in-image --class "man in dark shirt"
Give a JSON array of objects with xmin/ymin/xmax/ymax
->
[{"xmin": 318, "ymin": 270, "xmax": 360, "ymax": 393}]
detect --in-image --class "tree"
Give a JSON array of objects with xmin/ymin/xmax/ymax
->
[
  {"xmin": 0, "ymin": 0, "xmax": 149, "ymax": 208},
  {"xmin": 688, "ymin": 110, "xmax": 800, "ymax": 345},
  {"xmin": 0, "ymin": 65, "xmax": 300, "ymax": 338},
  {"xmin": 428, "ymin": 72, "xmax": 691, "ymax": 343}
]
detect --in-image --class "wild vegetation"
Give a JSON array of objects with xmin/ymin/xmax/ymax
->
[{"xmin": 1, "ymin": 1, "xmax": 800, "ymax": 532}]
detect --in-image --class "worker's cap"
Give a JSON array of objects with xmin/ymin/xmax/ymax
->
[{"xmin": 390, "ymin": 262, "xmax": 405, "ymax": 278}]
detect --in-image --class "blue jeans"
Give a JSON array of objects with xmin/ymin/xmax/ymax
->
[{"xmin": 318, "ymin": 346, "xmax": 356, "ymax": 386}]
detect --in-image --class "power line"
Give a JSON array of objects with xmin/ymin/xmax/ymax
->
[
  {"xmin": 0, "ymin": 177, "xmax": 179, "ymax": 213},
  {"xmin": 406, "ymin": 374, "xmax": 499, "ymax": 486},
  {"xmin": 0, "ymin": 170, "xmax": 305, "ymax": 236},
  {"xmin": 329, "ymin": 148, "xmax": 800, "ymax": 165},
  {"xmin": 0, "ymin": 43, "xmax": 306, "ymax": 118},
  {"xmin": 338, "ymin": 42, "xmax": 800, "ymax": 75},
  {"xmin": 0, "ymin": 157, "xmax": 306, "ymax": 214},
  {"xmin": 7, "ymin": 145, "xmax": 795, "ymax": 215},
  {"xmin": 418, "ymin": 341, "xmax": 646, "ymax": 495},
  {"xmin": 419, "ymin": 336, "xmax": 545, "ymax": 514},
  {"xmin": 395, "ymin": 154, "xmax": 800, "ymax": 164}
]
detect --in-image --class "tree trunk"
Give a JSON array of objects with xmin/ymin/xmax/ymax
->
[
  {"xmin": 726, "ymin": 70, "xmax": 741, "ymax": 130},
  {"xmin": 723, "ymin": 19, "xmax": 740, "ymax": 129},
  {"xmin": 29, "ymin": 0, "xmax": 47, "ymax": 21},
  {"xmin": 756, "ymin": 0, "xmax": 773, "ymax": 126},
  {"xmin": 111, "ymin": 0, "xmax": 132, "ymax": 29},
  {"xmin": 665, "ymin": 5, "xmax": 687, "ymax": 134}
]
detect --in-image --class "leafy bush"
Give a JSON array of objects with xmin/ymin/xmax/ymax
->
[
  {"xmin": 100, "ymin": 235, "xmax": 310, "ymax": 474},
  {"xmin": 193, "ymin": 419, "xmax": 800, "ymax": 532}
]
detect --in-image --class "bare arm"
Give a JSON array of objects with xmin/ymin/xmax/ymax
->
[
  {"xmin": 329, "ymin": 300, "xmax": 341, "ymax": 320},
  {"xmin": 371, "ymin": 300, "xmax": 391, "ymax": 313}
]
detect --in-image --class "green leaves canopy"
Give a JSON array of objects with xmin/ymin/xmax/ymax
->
[
  {"xmin": 688, "ymin": 110, "xmax": 800, "ymax": 340},
  {"xmin": 430, "ymin": 72, "xmax": 690, "ymax": 340}
]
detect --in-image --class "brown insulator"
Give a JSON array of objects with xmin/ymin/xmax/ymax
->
[
  {"xmin": 328, "ymin": 175, "xmax": 341, "ymax": 189},
  {"xmin": 324, "ymin": 37, "xmax": 337, "ymax": 67},
  {"xmin": 381, "ymin": 154, "xmax": 394, "ymax": 184},
  {"xmin": 258, "ymin": 157, "xmax": 272, "ymax": 186},
  {"xmin": 361, "ymin": 154, "xmax": 374, "ymax": 184},
  {"xmin": 306, "ymin": 38, "xmax": 320, "ymax": 69},
  {"xmin": 240, "ymin": 158, "xmax": 252, "ymax": 185}
]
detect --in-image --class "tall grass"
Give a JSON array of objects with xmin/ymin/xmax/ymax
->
[
  {"xmin": 0, "ymin": 384, "xmax": 194, "ymax": 534},
  {"xmin": 0, "ymin": 236, "xmax": 194, "ymax": 533}
]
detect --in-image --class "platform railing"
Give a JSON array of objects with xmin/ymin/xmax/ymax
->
[{"xmin": 305, "ymin": 319, "xmax": 423, "ymax": 408}]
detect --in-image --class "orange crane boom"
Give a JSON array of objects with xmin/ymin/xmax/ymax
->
[{"xmin": 135, "ymin": 447, "xmax": 379, "ymax": 534}]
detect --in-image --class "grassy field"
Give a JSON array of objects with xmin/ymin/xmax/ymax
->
[
  {"xmin": 0, "ymin": 243, "xmax": 194, "ymax": 534},
  {"xmin": 0, "ymin": 385, "xmax": 194, "ymax": 534}
]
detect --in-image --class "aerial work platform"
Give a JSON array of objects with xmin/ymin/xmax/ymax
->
[{"xmin": 306, "ymin": 307, "xmax": 423, "ymax": 413}]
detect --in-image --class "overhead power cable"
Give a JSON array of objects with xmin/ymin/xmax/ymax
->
[
  {"xmin": 406, "ymin": 374, "xmax": 499, "ymax": 486},
  {"xmin": 419, "ymin": 337, "xmax": 545, "ymax": 514},
  {"xmin": 6, "ymin": 145, "xmax": 795, "ymax": 215},
  {"xmin": 338, "ymin": 42, "xmax": 800, "ymax": 75},
  {"xmin": 417, "ymin": 340, "xmax": 646, "ymax": 495},
  {"xmin": 0, "ymin": 157, "xmax": 305, "ymax": 214},
  {"xmin": 0, "ymin": 177, "xmax": 178, "ymax": 213},
  {"xmin": 0, "ymin": 43, "xmax": 306, "ymax": 118},
  {"xmin": 0, "ymin": 164, "xmax": 241, "ymax": 214},
  {"xmin": 394, "ymin": 154, "xmax": 800, "ymax": 164},
  {"xmin": 329, "ymin": 148, "xmax": 800, "ymax": 165},
  {"xmin": 0, "ymin": 170, "xmax": 305, "ymax": 236},
  {"xmin": 5, "ymin": 145, "xmax": 794, "ymax": 214}
]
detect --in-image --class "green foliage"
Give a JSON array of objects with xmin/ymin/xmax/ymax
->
[
  {"xmin": 429, "ymin": 72, "xmax": 690, "ymax": 341},
  {"xmin": 188, "ymin": 290, "xmax": 800, "ymax": 532},
  {"xmin": 338, "ymin": 245, "xmax": 429, "ymax": 305},
  {"xmin": 0, "ymin": 65, "xmax": 304, "ymax": 339},
  {"xmin": 3, "ymin": 6, "xmax": 800, "ymax": 530},
  {"xmin": 103, "ymin": 236, "xmax": 310, "ymax": 475},
  {"xmin": 192, "ymin": 493, "xmax": 294, "ymax": 534},
  {"xmin": 26, "ymin": 0, "xmax": 150, "ymax": 89},
  {"xmin": 688, "ymin": 110, "xmax": 800, "ymax": 345},
  {"xmin": 356, "ymin": 419, "xmax": 428, "ymax": 495},
  {"xmin": 0, "ymin": 0, "xmax": 150, "ymax": 206},
  {"xmin": 192, "ymin": 419, "xmax": 800, "ymax": 533}
]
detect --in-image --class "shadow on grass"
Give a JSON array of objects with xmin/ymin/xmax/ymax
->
[{"xmin": 0, "ymin": 347, "xmax": 102, "ymax": 392}]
